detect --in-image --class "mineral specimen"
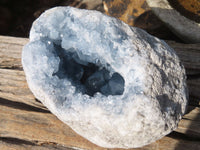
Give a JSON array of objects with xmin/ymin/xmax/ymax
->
[{"xmin": 22, "ymin": 6, "xmax": 188, "ymax": 148}]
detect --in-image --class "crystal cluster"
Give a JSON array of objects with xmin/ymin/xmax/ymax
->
[
  {"xmin": 22, "ymin": 7, "xmax": 188, "ymax": 148},
  {"xmin": 53, "ymin": 44, "xmax": 124, "ymax": 96}
]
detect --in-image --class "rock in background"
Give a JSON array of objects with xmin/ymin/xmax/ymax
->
[{"xmin": 103, "ymin": 0, "xmax": 183, "ymax": 41}]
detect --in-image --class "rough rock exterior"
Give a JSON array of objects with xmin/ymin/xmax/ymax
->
[{"xmin": 22, "ymin": 6, "xmax": 188, "ymax": 148}]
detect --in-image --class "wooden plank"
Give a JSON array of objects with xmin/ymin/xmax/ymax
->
[
  {"xmin": 0, "ymin": 69, "xmax": 47, "ymax": 111},
  {"xmin": 0, "ymin": 36, "xmax": 28, "ymax": 70},
  {"xmin": 0, "ymin": 137, "xmax": 74, "ymax": 150},
  {"xmin": 0, "ymin": 94, "xmax": 200, "ymax": 150},
  {"xmin": 187, "ymin": 78, "xmax": 200, "ymax": 102},
  {"xmin": 2, "ymin": 69, "xmax": 199, "ymax": 137},
  {"xmin": 166, "ymin": 41, "xmax": 200, "ymax": 74},
  {"xmin": 1, "ymin": 36, "xmax": 200, "ymax": 73},
  {"xmin": 176, "ymin": 107, "xmax": 200, "ymax": 138},
  {"xmin": 0, "ymin": 77, "xmax": 199, "ymax": 150},
  {"xmin": 0, "ymin": 96, "xmax": 102, "ymax": 150},
  {"xmin": 0, "ymin": 36, "xmax": 200, "ymax": 149}
]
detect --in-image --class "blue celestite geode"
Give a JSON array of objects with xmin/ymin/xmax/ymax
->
[{"xmin": 22, "ymin": 6, "xmax": 188, "ymax": 148}]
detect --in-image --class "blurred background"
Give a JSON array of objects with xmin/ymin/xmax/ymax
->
[{"xmin": 0, "ymin": 0, "xmax": 195, "ymax": 42}]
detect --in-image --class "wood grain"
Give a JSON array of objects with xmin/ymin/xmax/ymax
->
[
  {"xmin": 0, "ymin": 36, "xmax": 200, "ymax": 150},
  {"xmin": 166, "ymin": 41, "xmax": 200, "ymax": 73}
]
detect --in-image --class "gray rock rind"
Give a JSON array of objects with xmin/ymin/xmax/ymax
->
[{"xmin": 22, "ymin": 6, "xmax": 188, "ymax": 148}]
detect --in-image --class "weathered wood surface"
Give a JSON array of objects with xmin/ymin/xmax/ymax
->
[{"xmin": 0, "ymin": 35, "xmax": 200, "ymax": 150}]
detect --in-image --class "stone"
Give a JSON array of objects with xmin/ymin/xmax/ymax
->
[
  {"xmin": 146, "ymin": 0, "xmax": 200, "ymax": 43},
  {"xmin": 22, "ymin": 6, "xmax": 188, "ymax": 148},
  {"xmin": 103, "ymin": 0, "xmax": 150, "ymax": 26}
]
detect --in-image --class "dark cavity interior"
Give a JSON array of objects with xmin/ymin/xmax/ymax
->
[{"xmin": 52, "ymin": 43, "xmax": 125, "ymax": 97}]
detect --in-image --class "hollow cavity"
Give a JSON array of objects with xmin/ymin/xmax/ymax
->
[{"xmin": 52, "ymin": 43, "xmax": 125, "ymax": 97}]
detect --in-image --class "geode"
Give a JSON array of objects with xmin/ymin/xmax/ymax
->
[{"xmin": 22, "ymin": 6, "xmax": 188, "ymax": 148}]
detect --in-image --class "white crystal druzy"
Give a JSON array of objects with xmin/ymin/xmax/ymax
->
[{"xmin": 22, "ymin": 7, "xmax": 188, "ymax": 148}]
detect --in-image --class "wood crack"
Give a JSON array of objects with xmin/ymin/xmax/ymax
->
[
  {"xmin": 167, "ymin": 131, "xmax": 200, "ymax": 142},
  {"xmin": 0, "ymin": 137, "xmax": 35, "ymax": 146},
  {"xmin": 0, "ymin": 137, "xmax": 76, "ymax": 150},
  {"xmin": 187, "ymin": 74, "xmax": 200, "ymax": 80},
  {"xmin": 0, "ymin": 97, "xmax": 50, "ymax": 113}
]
